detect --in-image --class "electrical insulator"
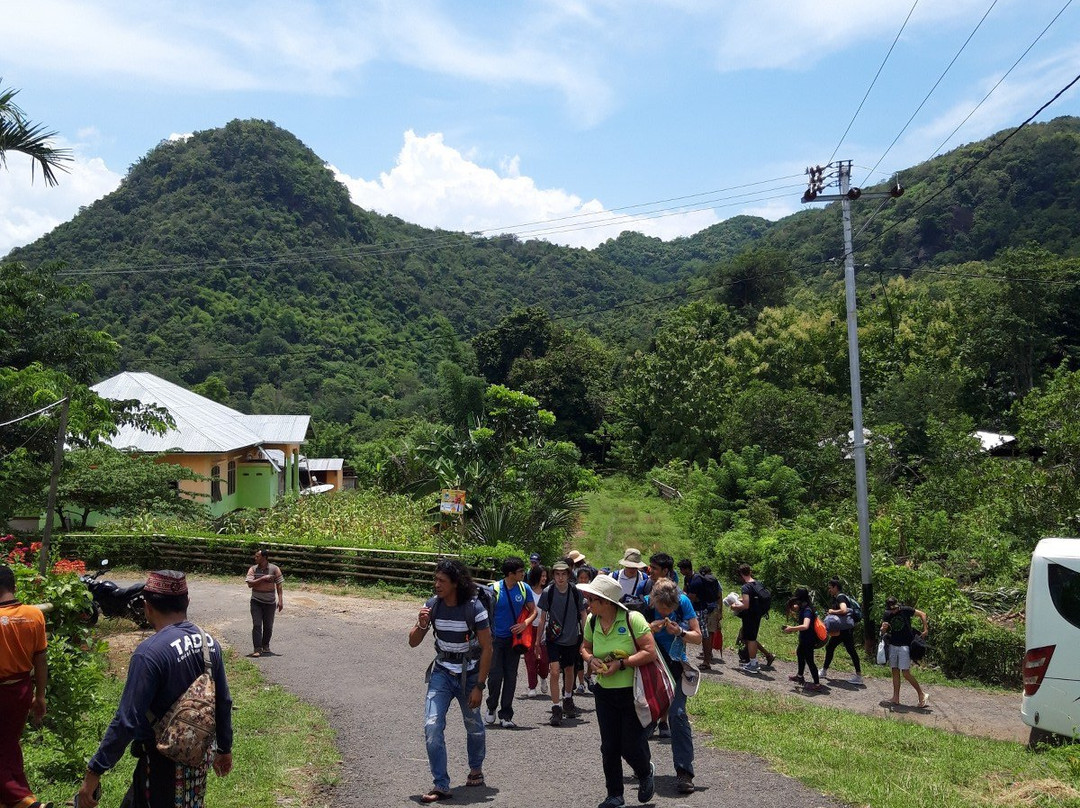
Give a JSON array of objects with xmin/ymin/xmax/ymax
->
[{"xmin": 890, "ymin": 183, "xmax": 905, "ymax": 198}]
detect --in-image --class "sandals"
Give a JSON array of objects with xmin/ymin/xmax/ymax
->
[
  {"xmin": 466, "ymin": 771, "xmax": 485, "ymax": 787},
  {"xmin": 918, "ymin": 693, "xmax": 931, "ymax": 709},
  {"xmin": 246, "ymin": 651, "xmax": 261, "ymax": 658},
  {"xmin": 421, "ymin": 789, "xmax": 453, "ymax": 803}
]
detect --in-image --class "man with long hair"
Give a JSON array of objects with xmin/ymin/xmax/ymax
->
[{"xmin": 409, "ymin": 560, "xmax": 492, "ymax": 803}]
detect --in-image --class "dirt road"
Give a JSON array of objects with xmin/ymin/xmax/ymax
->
[{"xmin": 180, "ymin": 578, "xmax": 1024, "ymax": 807}]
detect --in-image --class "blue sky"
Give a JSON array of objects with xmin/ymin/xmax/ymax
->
[{"xmin": 2, "ymin": 0, "xmax": 1078, "ymax": 257}]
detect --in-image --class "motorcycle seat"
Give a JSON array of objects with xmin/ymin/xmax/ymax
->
[{"xmin": 111, "ymin": 583, "xmax": 146, "ymax": 599}]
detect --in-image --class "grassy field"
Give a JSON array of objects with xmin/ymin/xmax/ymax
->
[
  {"xmin": 691, "ymin": 681, "xmax": 1080, "ymax": 808},
  {"xmin": 25, "ymin": 644, "xmax": 338, "ymax": 808},
  {"xmin": 575, "ymin": 475, "xmax": 690, "ymax": 567}
]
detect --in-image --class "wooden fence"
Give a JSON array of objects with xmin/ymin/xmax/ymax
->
[{"xmin": 57, "ymin": 534, "xmax": 501, "ymax": 589}]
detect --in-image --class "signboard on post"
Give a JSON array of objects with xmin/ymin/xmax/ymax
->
[{"xmin": 440, "ymin": 489, "xmax": 466, "ymax": 515}]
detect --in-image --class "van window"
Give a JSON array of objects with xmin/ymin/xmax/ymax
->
[{"xmin": 1048, "ymin": 562, "xmax": 1080, "ymax": 631}]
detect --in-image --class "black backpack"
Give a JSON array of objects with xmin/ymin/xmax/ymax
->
[
  {"xmin": 749, "ymin": 581, "xmax": 772, "ymax": 617},
  {"xmin": 699, "ymin": 574, "xmax": 721, "ymax": 605}
]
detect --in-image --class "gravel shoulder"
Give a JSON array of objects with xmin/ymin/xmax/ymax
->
[{"xmin": 176, "ymin": 578, "xmax": 1023, "ymax": 807}]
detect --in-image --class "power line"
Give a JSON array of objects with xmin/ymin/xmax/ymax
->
[
  {"xmin": 829, "ymin": 0, "xmax": 921, "ymax": 165},
  {"xmin": 0, "ymin": 397, "xmax": 68, "ymax": 428},
  {"xmin": 924, "ymin": 0, "xmax": 1075, "ymax": 161},
  {"xmin": 857, "ymin": 69, "xmax": 1080, "ymax": 251},
  {"xmin": 55, "ymin": 175, "xmax": 806, "ymax": 279},
  {"xmin": 859, "ymin": 0, "xmax": 1002, "ymax": 186}
]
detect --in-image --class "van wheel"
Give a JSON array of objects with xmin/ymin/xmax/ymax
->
[{"xmin": 1028, "ymin": 727, "xmax": 1065, "ymax": 749}]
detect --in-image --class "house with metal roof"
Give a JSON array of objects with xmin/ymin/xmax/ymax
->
[{"xmin": 91, "ymin": 371, "xmax": 313, "ymax": 517}]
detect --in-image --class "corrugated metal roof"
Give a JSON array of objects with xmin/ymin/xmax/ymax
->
[
  {"xmin": 91, "ymin": 372, "xmax": 308, "ymax": 454},
  {"xmin": 305, "ymin": 458, "xmax": 344, "ymax": 472},
  {"xmin": 245, "ymin": 414, "xmax": 311, "ymax": 443}
]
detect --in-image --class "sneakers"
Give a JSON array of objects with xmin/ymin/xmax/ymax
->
[
  {"xmin": 675, "ymin": 771, "xmax": 695, "ymax": 794},
  {"xmin": 657, "ymin": 721, "xmax": 670, "ymax": 738},
  {"xmin": 550, "ymin": 704, "xmax": 563, "ymax": 726},
  {"xmin": 788, "ymin": 673, "xmax": 805, "ymax": 683},
  {"xmin": 563, "ymin": 697, "xmax": 578, "ymax": 718},
  {"xmin": 740, "ymin": 660, "xmax": 760, "ymax": 674},
  {"xmin": 638, "ymin": 762, "xmax": 655, "ymax": 803},
  {"xmin": 575, "ymin": 683, "xmax": 587, "ymax": 694},
  {"xmin": 483, "ymin": 711, "xmax": 496, "ymax": 725},
  {"xmin": 598, "ymin": 797, "xmax": 626, "ymax": 808},
  {"xmin": 805, "ymin": 682, "xmax": 823, "ymax": 692},
  {"xmin": 820, "ymin": 668, "xmax": 829, "ymax": 679},
  {"xmin": 525, "ymin": 688, "xmax": 537, "ymax": 697},
  {"xmin": 540, "ymin": 679, "xmax": 549, "ymax": 695},
  {"xmin": 500, "ymin": 718, "xmax": 518, "ymax": 729},
  {"xmin": 849, "ymin": 674, "xmax": 864, "ymax": 685},
  {"xmin": 764, "ymin": 652, "xmax": 776, "ymax": 667}
]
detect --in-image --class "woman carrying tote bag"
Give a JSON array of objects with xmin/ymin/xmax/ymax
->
[{"xmin": 580, "ymin": 575, "xmax": 659, "ymax": 808}]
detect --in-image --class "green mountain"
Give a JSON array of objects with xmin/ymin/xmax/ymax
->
[{"xmin": 7, "ymin": 116, "xmax": 1080, "ymax": 433}]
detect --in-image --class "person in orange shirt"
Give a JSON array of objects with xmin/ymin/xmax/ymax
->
[{"xmin": 0, "ymin": 564, "xmax": 49, "ymax": 808}]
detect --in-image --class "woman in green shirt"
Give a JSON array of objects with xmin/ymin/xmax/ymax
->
[{"xmin": 580, "ymin": 575, "xmax": 659, "ymax": 808}]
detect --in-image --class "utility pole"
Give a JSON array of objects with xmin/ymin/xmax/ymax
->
[
  {"xmin": 802, "ymin": 161, "xmax": 902, "ymax": 651},
  {"xmin": 40, "ymin": 396, "xmax": 70, "ymax": 576}
]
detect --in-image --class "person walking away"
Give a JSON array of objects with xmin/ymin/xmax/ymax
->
[
  {"xmin": 484, "ymin": 557, "xmax": 535, "ymax": 729},
  {"xmin": 782, "ymin": 588, "xmax": 822, "ymax": 691},
  {"xmin": 678, "ymin": 559, "xmax": 719, "ymax": 669},
  {"xmin": 536, "ymin": 560, "xmax": 587, "ymax": 726},
  {"xmin": 580, "ymin": 574, "xmax": 658, "ymax": 808},
  {"xmin": 881, "ymin": 596, "xmax": 930, "ymax": 708},
  {"xmin": 821, "ymin": 578, "xmax": 862, "ymax": 684},
  {"xmin": 728, "ymin": 564, "xmax": 775, "ymax": 673},
  {"xmin": 409, "ymin": 559, "xmax": 492, "ymax": 803},
  {"xmin": 245, "ymin": 549, "xmax": 284, "ymax": 657},
  {"xmin": 0, "ymin": 564, "xmax": 49, "ymax": 808},
  {"xmin": 77, "ymin": 570, "xmax": 233, "ymax": 808},
  {"xmin": 524, "ymin": 565, "xmax": 549, "ymax": 697},
  {"xmin": 645, "ymin": 579, "xmax": 700, "ymax": 794}
]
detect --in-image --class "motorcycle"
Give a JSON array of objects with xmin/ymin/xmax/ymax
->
[{"xmin": 80, "ymin": 559, "xmax": 151, "ymax": 629}]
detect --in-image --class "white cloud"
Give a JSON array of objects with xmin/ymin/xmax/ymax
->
[
  {"xmin": 711, "ymin": 0, "xmax": 994, "ymax": 72},
  {"xmin": 333, "ymin": 131, "xmax": 720, "ymax": 248},
  {"xmin": 0, "ymin": 149, "xmax": 122, "ymax": 258},
  {"xmin": 4, "ymin": 1, "xmax": 614, "ymax": 123}
]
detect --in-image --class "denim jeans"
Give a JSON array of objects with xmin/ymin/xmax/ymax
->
[
  {"xmin": 668, "ymin": 680, "xmax": 695, "ymax": 777},
  {"xmin": 485, "ymin": 637, "xmax": 520, "ymax": 720},
  {"xmin": 424, "ymin": 665, "xmax": 485, "ymax": 792}
]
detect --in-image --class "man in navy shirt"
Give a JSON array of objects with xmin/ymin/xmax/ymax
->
[{"xmin": 77, "ymin": 570, "xmax": 233, "ymax": 808}]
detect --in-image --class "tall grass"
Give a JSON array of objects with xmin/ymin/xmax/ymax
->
[{"xmin": 575, "ymin": 475, "xmax": 689, "ymax": 566}]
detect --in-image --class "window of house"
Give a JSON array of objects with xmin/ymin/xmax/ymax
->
[
  {"xmin": 227, "ymin": 460, "xmax": 236, "ymax": 495},
  {"xmin": 211, "ymin": 465, "xmax": 222, "ymax": 503}
]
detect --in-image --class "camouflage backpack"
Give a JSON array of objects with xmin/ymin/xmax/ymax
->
[{"xmin": 152, "ymin": 627, "xmax": 217, "ymax": 767}]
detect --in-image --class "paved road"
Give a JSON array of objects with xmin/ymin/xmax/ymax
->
[{"xmin": 186, "ymin": 579, "xmax": 852, "ymax": 808}]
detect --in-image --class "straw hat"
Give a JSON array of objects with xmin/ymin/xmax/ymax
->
[
  {"xmin": 617, "ymin": 548, "xmax": 647, "ymax": 570},
  {"xmin": 576, "ymin": 574, "xmax": 628, "ymax": 611},
  {"xmin": 567, "ymin": 550, "xmax": 586, "ymax": 564}
]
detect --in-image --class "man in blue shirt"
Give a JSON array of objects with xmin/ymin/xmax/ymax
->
[
  {"xmin": 483, "ymin": 557, "xmax": 535, "ymax": 729},
  {"xmin": 77, "ymin": 570, "xmax": 233, "ymax": 808}
]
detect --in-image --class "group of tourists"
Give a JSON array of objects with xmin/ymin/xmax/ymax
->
[{"xmin": 410, "ymin": 550, "xmax": 931, "ymax": 807}]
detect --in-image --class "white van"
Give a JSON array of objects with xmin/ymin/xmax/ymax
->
[{"xmin": 1022, "ymin": 537, "xmax": 1080, "ymax": 745}]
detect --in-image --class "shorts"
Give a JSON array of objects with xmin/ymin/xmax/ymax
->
[
  {"xmin": 887, "ymin": 644, "xmax": 911, "ymax": 670},
  {"xmin": 707, "ymin": 610, "xmax": 722, "ymax": 633},
  {"xmin": 549, "ymin": 642, "xmax": 580, "ymax": 670},
  {"xmin": 740, "ymin": 613, "xmax": 762, "ymax": 642}
]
